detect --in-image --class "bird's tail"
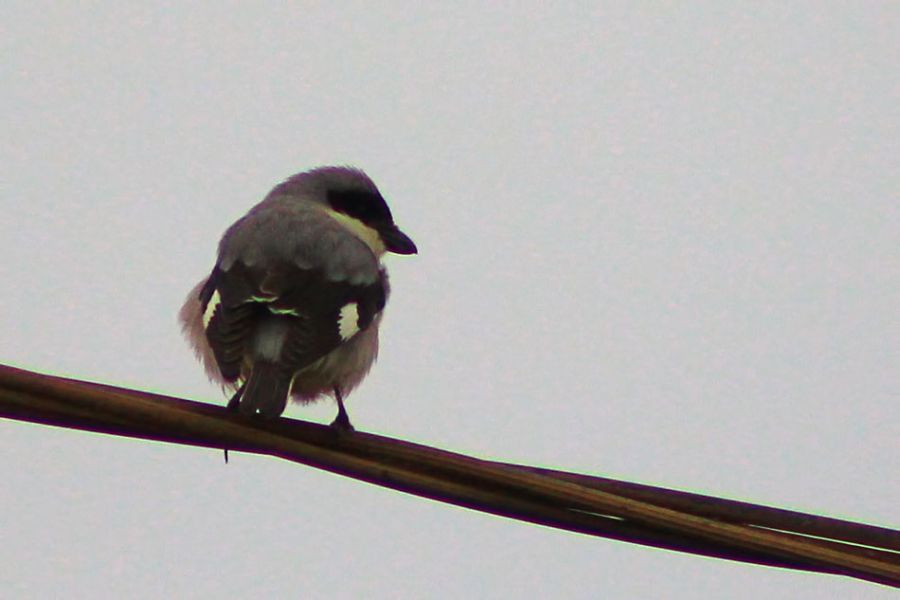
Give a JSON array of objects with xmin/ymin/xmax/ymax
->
[{"xmin": 239, "ymin": 361, "xmax": 291, "ymax": 419}]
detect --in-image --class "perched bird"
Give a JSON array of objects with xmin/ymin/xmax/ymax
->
[{"xmin": 180, "ymin": 166, "xmax": 416, "ymax": 429}]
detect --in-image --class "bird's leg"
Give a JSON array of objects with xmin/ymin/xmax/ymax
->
[
  {"xmin": 224, "ymin": 382, "xmax": 246, "ymax": 463},
  {"xmin": 330, "ymin": 386, "xmax": 355, "ymax": 432},
  {"xmin": 226, "ymin": 382, "xmax": 245, "ymax": 413}
]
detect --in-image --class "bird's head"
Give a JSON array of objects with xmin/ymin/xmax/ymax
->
[{"xmin": 269, "ymin": 166, "xmax": 417, "ymax": 258}]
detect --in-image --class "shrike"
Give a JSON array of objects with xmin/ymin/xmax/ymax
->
[{"xmin": 180, "ymin": 166, "xmax": 416, "ymax": 429}]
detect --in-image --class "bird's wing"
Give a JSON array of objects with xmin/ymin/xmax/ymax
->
[{"xmin": 201, "ymin": 205, "xmax": 387, "ymax": 383}]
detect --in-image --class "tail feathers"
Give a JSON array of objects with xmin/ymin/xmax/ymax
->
[{"xmin": 240, "ymin": 362, "xmax": 291, "ymax": 419}]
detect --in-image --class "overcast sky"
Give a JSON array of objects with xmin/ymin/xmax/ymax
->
[{"xmin": 1, "ymin": 3, "xmax": 897, "ymax": 599}]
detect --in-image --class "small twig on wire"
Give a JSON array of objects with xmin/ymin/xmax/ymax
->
[{"xmin": 1, "ymin": 364, "xmax": 897, "ymax": 587}]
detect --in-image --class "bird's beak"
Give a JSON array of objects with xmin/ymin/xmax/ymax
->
[{"xmin": 380, "ymin": 225, "xmax": 418, "ymax": 255}]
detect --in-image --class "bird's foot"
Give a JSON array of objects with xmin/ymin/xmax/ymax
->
[{"xmin": 330, "ymin": 411, "xmax": 355, "ymax": 433}]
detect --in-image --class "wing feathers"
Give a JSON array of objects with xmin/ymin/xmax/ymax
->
[{"xmin": 203, "ymin": 259, "xmax": 387, "ymax": 393}]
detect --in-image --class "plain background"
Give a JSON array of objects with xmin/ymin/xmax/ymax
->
[{"xmin": 1, "ymin": 3, "xmax": 897, "ymax": 599}]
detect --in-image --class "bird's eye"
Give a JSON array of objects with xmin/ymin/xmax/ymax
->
[{"xmin": 327, "ymin": 189, "xmax": 392, "ymax": 225}]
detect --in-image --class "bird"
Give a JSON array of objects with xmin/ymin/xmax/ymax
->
[{"xmin": 179, "ymin": 166, "xmax": 416, "ymax": 430}]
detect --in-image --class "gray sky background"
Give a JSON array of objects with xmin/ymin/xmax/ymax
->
[{"xmin": 1, "ymin": 3, "xmax": 897, "ymax": 599}]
